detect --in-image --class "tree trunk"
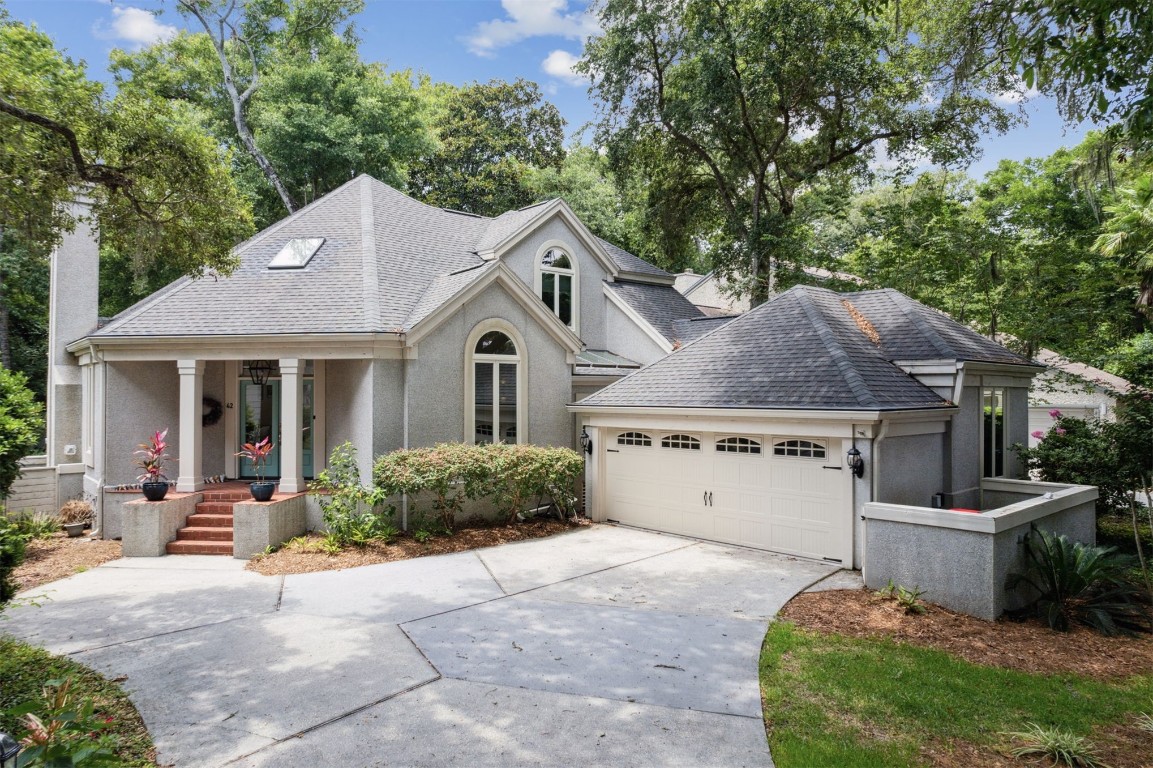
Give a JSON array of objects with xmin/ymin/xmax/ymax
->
[{"xmin": 0, "ymin": 270, "xmax": 10, "ymax": 370}]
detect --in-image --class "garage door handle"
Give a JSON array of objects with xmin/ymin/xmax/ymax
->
[
  {"xmin": 708, "ymin": 491, "xmax": 713, "ymax": 506},
  {"xmin": 703, "ymin": 491, "xmax": 707, "ymax": 506},
  {"xmin": 607, "ymin": 449, "xmax": 619, "ymax": 453},
  {"xmin": 822, "ymin": 465, "xmax": 842, "ymax": 470}
]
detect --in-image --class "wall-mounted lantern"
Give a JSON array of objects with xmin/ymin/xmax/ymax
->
[
  {"xmin": 847, "ymin": 446, "xmax": 865, "ymax": 478},
  {"xmin": 580, "ymin": 427, "xmax": 593, "ymax": 456}
]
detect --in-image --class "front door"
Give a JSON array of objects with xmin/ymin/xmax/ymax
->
[{"xmin": 239, "ymin": 380, "xmax": 281, "ymax": 478}]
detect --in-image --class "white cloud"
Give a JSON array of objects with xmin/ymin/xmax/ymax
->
[
  {"xmin": 868, "ymin": 139, "xmax": 931, "ymax": 172},
  {"xmin": 466, "ymin": 0, "xmax": 599, "ymax": 57},
  {"xmin": 995, "ymin": 76, "xmax": 1040, "ymax": 104},
  {"xmin": 95, "ymin": 6, "xmax": 178, "ymax": 48},
  {"xmin": 542, "ymin": 49, "xmax": 587, "ymax": 86}
]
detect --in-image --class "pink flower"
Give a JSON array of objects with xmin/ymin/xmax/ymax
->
[
  {"xmin": 1055, "ymin": 427, "xmax": 1067, "ymax": 436},
  {"xmin": 1031, "ymin": 430, "xmax": 1045, "ymax": 439},
  {"xmin": 1049, "ymin": 409, "xmax": 1062, "ymax": 419}
]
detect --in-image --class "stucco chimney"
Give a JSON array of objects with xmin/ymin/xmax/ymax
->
[{"xmin": 46, "ymin": 194, "xmax": 99, "ymax": 468}]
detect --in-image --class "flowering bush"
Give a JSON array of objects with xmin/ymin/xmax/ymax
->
[{"xmin": 1015, "ymin": 415, "xmax": 1127, "ymax": 515}]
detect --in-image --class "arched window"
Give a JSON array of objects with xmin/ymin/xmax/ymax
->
[
  {"xmin": 716, "ymin": 436, "xmax": 762, "ymax": 455},
  {"xmin": 617, "ymin": 431, "xmax": 652, "ymax": 447},
  {"xmin": 536, "ymin": 242, "xmax": 578, "ymax": 331},
  {"xmin": 661, "ymin": 434, "xmax": 701, "ymax": 450},
  {"xmin": 466, "ymin": 323, "xmax": 525, "ymax": 445},
  {"xmin": 772, "ymin": 439, "xmax": 826, "ymax": 459}
]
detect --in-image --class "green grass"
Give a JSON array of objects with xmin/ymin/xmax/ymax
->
[
  {"xmin": 760, "ymin": 622, "xmax": 1153, "ymax": 767},
  {"xmin": 0, "ymin": 636, "xmax": 155, "ymax": 766}
]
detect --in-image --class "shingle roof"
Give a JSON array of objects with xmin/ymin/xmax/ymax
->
[
  {"xmin": 597, "ymin": 238, "xmax": 671, "ymax": 278},
  {"xmin": 473, "ymin": 201, "xmax": 553, "ymax": 253},
  {"xmin": 672, "ymin": 316, "xmax": 737, "ymax": 345},
  {"xmin": 576, "ymin": 285, "xmax": 1032, "ymax": 411},
  {"xmin": 605, "ymin": 281, "xmax": 706, "ymax": 344}
]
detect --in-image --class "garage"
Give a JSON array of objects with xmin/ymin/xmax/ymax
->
[{"xmin": 604, "ymin": 429, "xmax": 851, "ymax": 563}]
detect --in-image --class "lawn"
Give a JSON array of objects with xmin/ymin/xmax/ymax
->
[
  {"xmin": 761, "ymin": 619, "xmax": 1153, "ymax": 767},
  {"xmin": 0, "ymin": 636, "xmax": 155, "ymax": 766}
]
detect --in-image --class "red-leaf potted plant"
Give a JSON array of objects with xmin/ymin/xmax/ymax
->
[
  {"xmin": 134, "ymin": 428, "xmax": 171, "ymax": 501},
  {"xmin": 236, "ymin": 437, "xmax": 276, "ymax": 501}
]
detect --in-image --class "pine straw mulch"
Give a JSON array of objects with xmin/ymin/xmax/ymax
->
[
  {"xmin": 12, "ymin": 532, "xmax": 122, "ymax": 593},
  {"xmin": 247, "ymin": 516, "xmax": 591, "ymax": 576},
  {"xmin": 780, "ymin": 588, "xmax": 1153, "ymax": 768}
]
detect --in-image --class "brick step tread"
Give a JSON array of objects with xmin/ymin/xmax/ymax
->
[
  {"xmin": 201, "ymin": 494, "xmax": 251, "ymax": 502},
  {"xmin": 166, "ymin": 540, "xmax": 233, "ymax": 555},
  {"xmin": 185, "ymin": 513, "xmax": 233, "ymax": 527},
  {"xmin": 195, "ymin": 502, "xmax": 236, "ymax": 514},
  {"xmin": 176, "ymin": 526, "xmax": 234, "ymax": 541}
]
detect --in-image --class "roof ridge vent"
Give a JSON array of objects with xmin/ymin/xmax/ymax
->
[{"xmin": 841, "ymin": 299, "xmax": 880, "ymax": 346}]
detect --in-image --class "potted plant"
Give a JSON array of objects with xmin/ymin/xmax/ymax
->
[
  {"xmin": 134, "ymin": 428, "xmax": 171, "ymax": 501},
  {"xmin": 236, "ymin": 437, "xmax": 276, "ymax": 501}
]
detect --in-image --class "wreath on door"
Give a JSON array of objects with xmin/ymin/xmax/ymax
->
[{"xmin": 202, "ymin": 396, "xmax": 224, "ymax": 427}]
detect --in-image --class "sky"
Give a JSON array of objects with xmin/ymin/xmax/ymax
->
[{"xmin": 6, "ymin": 0, "xmax": 1093, "ymax": 178}]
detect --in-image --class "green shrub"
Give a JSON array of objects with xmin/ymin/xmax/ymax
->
[
  {"xmin": 1008, "ymin": 525, "xmax": 1151, "ymax": 636},
  {"xmin": 8, "ymin": 510, "xmax": 59, "ymax": 540},
  {"xmin": 1004, "ymin": 723, "xmax": 1106, "ymax": 767},
  {"xmin": 0, "ymin": 514, "xmax": 29, "ymax": 607},
  {"xmin": 373, "ymin": 442, "xmax": 583, "ymax": 527},
  {"xmin": 0, "ymin": 364, "xmax": 43, "ymax": 500},
  {"xmin": 1015, "ymin": 414, "xmax": 1127, "ymax": 515},
  {"xmin": 310, "ymin": 442, "xmax": 395, "ymax": 548},
  {"xmin": 5, "ymin": 676, "xmax": 120, "ymax": 767}
]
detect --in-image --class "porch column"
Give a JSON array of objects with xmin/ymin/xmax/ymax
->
[
  {"xmin": 279, "ymin": 358, "xmax": 305, "ymax": 493},
  {"xmin": 176, "ymin": 359, "xmax": 205, "ymax": 493}
]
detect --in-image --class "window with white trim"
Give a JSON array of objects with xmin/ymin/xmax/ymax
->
[
  {"xmin": 617, "ymin": 431, "xmax": 652, "ymax": 447},
  {"xmin": 772, "ymin": 439, "xmax": 826, "ymax": 459},
  {"xmin": 716, "ymin": 436, "xmax": 762, "ymax": 454},
  {"xmin": 470, "ymin": 329, "xmax": 520, "ymax": 445},
  {"xmin": 982, "ymin": 387, "xmax": 1007, "ymax": 477},
  {"xmin": 661, "ymin": 434, "xmax": 701, "ymax": 450},
  {"xmin": 538, "ymin": 246, "xmax": 577, "ymax": 330}
]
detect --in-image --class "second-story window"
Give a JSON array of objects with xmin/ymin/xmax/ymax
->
[{"xmin": 539, "ymin": 247, "xmax": 575, "ymax": 329}]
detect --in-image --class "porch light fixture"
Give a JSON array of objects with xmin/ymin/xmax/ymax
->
[
  {"xmin": 0, "ymin": 732, "xmax": 20, "ymax": 768},
  {"xmin": 249, "ymin": 360, "xmax": 273, "ymax": 386},
  {"xmin": 846, "ymin": 446, "xmax": 864, "ymax": 478},
  {"xmin": 580, "ymin": 427, "xmax": 593, "ymax": 455}
]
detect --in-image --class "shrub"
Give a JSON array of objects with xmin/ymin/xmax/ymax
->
[
  {"xmin": 1004, "ymin": 723, "xmax": 1106, "ymax": 767},
  {"xmin": 373, "ymin": 442, "xmax": 583, "ymax": 527},
  {"xmin": 1015, "ymin": 414, "xmax": 1127, "ymax": 515},
  {"xmin": 1008, "ymin": 525, "xmax": 1151, "ymax": 636},
  {"xmin": 8, "ymin": 510, "xmax": 58, "ymax": 539},
  {"xmin": 0, "ymin": 514, "xmax": 29, "ymax": 607},
  {"xmin": 310, "ymin": 442, "xmax": 395, "ymax": 548},
  {"xmin": 0, "ymin": 364, "xmax": 44, "ymax": 500},
  {"xmin": 6, "ymin": 676, "xmax": 120, "ymax": 767}
]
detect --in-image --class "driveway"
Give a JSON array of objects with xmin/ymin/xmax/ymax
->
[{"xmin": 3, "ymin": 526, "xmax": 840, "ymax": 767}]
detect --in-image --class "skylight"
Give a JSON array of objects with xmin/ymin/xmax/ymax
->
[{"xmin": 268, "ymin": 237, "xmax": 324, "ymax": 269}]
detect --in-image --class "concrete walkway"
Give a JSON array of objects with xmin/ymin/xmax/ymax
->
[{"xmin": 3, "ymin": 526, "xmax": 839, "ymax": 767}]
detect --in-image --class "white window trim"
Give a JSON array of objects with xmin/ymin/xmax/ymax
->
[
  {"xmin": 981, "ymin": 386, "xmax": 1008, "ymax": 478},
  {"xmin": 464, "ymin": 319, "xmax": 528, "ymax": 445},
  {"xmin": 716, "ymin": 435, "xmax": 763, "ymax": 454},
  {"xmin": 533, "ymin": 239, "xmax": 580, "ymax": 334},
  {"xmin": 771, "ymin": 438, "xmax": 828, "ymax": 460}
]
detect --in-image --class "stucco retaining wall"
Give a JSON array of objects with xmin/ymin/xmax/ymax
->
[
  {"xmin": 233, "ymin": 494, "xmax": 308, "ymax": 560},
  {"xmin": 122, "ymin": 492, "xmax": 199, "ymax": 557},
  {"xmin": 863, "ymin": 480, "xmax": 1097, "ymax": 620}
]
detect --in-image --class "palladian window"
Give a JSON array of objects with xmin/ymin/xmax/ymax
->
[
  {"xmin": 470, "ymin": 329, "xmax": 520, "ymax": 444},
  {"xmin": 539, "ymin": 247, "xmax": 576, "ymax": 329}
]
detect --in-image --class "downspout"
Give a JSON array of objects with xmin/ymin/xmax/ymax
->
[
  {"xmin": 945, "ymin": 363, "xmax": 965, "ymax": 505},
  {"xmin": 401, "ymin": 336, "xmax": 409, "ymax": 532},
  {"xmin": 859, "ymin": 420, "xmax": 891, "ymax": 572}
]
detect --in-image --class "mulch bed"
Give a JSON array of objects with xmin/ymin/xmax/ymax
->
[
  {"xmin": 780, "ymin": 588, "xmax": 1153, "ymax": 680},
  {"xmin": 12, "ymin": 533, "xmax": 122, "ymax": 593},
  {"xmin": 247, "ymin": 516, "xmax": 591, "ymax": 576}
]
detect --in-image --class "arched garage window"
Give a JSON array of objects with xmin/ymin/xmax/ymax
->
[
  {"xmin": 661, "ymin": 434, "xmax": 701, "ymax": 450},
  {"xmin": 536, "ymin": 242, "xmax": 578, "ymax": 331},
  {"xmin": 716, "ymin": 436, "xmax": 762, "ymax": 454},
  {"xmin": 772, "ymin": 439, "xmax": 826, "ymax": 459},
  {"xmin": 617, "ymin": 431, "xmax": 652, "ymax": 446},
  {"xmin": 466, "ymin": 322, "xmax": 525, "ymax": 445}
]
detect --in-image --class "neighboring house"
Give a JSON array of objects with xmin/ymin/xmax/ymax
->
[
  {"xmin": 1027, "ymin": 349, "xmax": 1130, "ymax": 446},
  {"xmin": 673, "ymin": 267, "xmax": 863, "ymax": 317},
  {"xmin": 570, "ymin": 286, "xmax": 1044, "ymax": 569},
  {"xmin": 44, "ymin": 176, "xmax": 703, "ymax": 536}
]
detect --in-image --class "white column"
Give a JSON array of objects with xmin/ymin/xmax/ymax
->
[
  {"xmin": 176, "ymin": 359, "xmax": 205, "ymax": 493},
  {"xmin": 279, "ymin": 358, "xmax": 305, "ymax": 493}
]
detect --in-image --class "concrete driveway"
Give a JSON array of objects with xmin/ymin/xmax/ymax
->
[{"xmin": 3, "ymin": 526, "xmax": 840, "ymax": 767}]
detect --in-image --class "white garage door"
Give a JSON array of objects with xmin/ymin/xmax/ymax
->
[{"xmin": 604, "ymin": 430, "xmax": 850, "ymax": 563}]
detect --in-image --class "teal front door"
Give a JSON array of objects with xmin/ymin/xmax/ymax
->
[
  {"xmin": 240, "ymin": 380, "xmax": 281, "ymax": 478},
  {"xmin": 238, "ymin": 379, "xmax": 315, "ymax": 479}
]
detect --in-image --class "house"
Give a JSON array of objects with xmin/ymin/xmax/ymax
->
[
  {"xmin": 570, "ymin": 285, "xmax": 1049, "ymax": 570},
  {"xmin": 1027, "ymin": 349, "xmax": 1130, "ymax": 445},
  {"xmin": 45, "ymin": 176, "xmax": 703, "ymax": 539}
]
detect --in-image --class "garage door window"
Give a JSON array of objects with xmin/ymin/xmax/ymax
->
[
  {"xmin": 772, "ymin": 439, "xmax": 826, "ymax": 459},
  {"xmin": 661, "ymin": 434, "xmax": 701, "ymax": 450},
  {"xmin": 716, "ymin": 436, "xmax": 762, "ymax": 454},
  {"xmin": 617, "ymin": 431, "xmax": 652, "ymax": 446}
]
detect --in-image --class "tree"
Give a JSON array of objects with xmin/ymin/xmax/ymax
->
[
  {"xmin": 0, "ymin": 363, "xmax": 42, "ymax": 500},
  {"xmin": 170, "ymin": 0, "xmax": 365, "ymax": 215},
  {"xmin": 581, "ymin": 0, "xmax": 1018, "ymax": 302},
  {"xmin": 1094, "ymin": 174, "xmax": 1153, "ymax": 314},
  {"xmin": 992, "ymin": 0, "xmax": 1153, "ymax": 140},
  {"xmin": 409, "ymin": 79, "xmax": 565, "ymax": 216}
]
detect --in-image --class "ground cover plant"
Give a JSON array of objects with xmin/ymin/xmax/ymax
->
[
  {"xmin": 0, "ymin": 637, "xmax": 155, "ymax": 766},
  {"xmin": 769, "ymin": 588, "xmax": 1153, "ymax": 766}
]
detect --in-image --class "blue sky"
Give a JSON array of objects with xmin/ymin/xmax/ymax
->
[{"xmin": 8, "ymin": 0, "xmax": 1091, "ymax": 178}]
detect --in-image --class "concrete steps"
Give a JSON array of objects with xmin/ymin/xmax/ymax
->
[{"xmin": 166, "ymin": 492, "xmax": 238, "ymax": 555}]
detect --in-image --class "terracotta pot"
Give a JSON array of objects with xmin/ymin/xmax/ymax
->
[
  {"xmin": 142, "ymin": 481, "xmax": 169, "ymax": 502},
  {"xmin": 250, "ymin": 482, "xmax": 275, "ymax": 502}
]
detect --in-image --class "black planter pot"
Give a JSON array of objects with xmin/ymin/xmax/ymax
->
[
  {"xmin": 142, "ymin": 481, "xmax": 169, "ymax": 502},
  {"xmin": 250, "ymin": 482, "xmax": 276, "ymax": 502}
]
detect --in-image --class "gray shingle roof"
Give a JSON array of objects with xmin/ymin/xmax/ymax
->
[
  {"xmin": 606, "ymin": 281, "xmax": 706, "ymax": 344},
  {"xmin": 473, "ymin": 201, "xmax": 553, "ymax": 253},
  {"xmin": 596, "ymin": 238, "xmax": 671, "ymax": 278},
  {"xmin": 672, "ymin": 315, "xmax": 737, "ymax": 344},
  {"xmin": 576, "ymin": 285, "xmax": 1030, "ymax": 411}
]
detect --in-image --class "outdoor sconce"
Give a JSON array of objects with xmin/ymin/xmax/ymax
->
[
  {"xmin": 847, "ymin": 446, "xmax": 864, "ymax": 478},
  {"xmin": 0, "ymin": 732, "xmax": 21, "ymax": 768},
  {"xmin": 249, "ymin": 360, "xmax": 273, "ymax": 386},
  {"xmin": 580, "ymin": 427, "xmax": 593, "ymax": 455}
]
